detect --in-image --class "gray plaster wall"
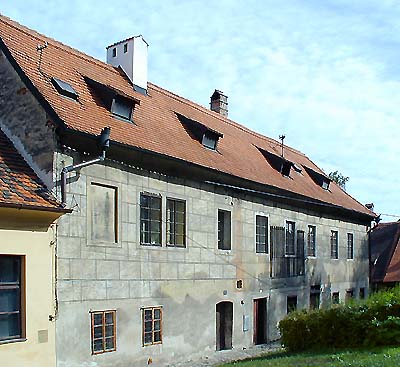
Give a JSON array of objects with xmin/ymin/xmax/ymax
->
[
  {"xmin": 0, "ymin": 51, "xmax": 57, "ymax": 188},
  {"xmin": 55, "ymin": 151, "xmax": 369, "ymax": 367}
]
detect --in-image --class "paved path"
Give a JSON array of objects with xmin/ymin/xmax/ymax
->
[{"xmin": 166, "ymin": 342, "xmax": 282, "ymax": 367}]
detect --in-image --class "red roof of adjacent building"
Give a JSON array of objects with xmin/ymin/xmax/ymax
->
[
  {"xmin": 0, "ymin": 15, "xmax": 373, "ymax": 217},
  {"xmin": 0, "ymin": 128, "xmax": 64, "ymax": 211}
]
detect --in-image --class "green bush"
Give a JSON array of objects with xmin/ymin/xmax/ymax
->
[{"xmin": 279, "ymin": 286, "xmax": 400, "ymax": 352}]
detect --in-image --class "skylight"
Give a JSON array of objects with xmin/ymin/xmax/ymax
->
[{"xmin": 51, "ymin": 77, "xmax": 78, "ymax": 100}]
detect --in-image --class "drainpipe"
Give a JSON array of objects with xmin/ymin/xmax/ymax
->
[{"xmin": 61, "ymin": 127, "xmax": 110, "ymax": 205}]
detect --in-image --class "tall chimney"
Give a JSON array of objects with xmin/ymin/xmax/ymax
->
[
  {"xmin": 210, "ymin": 90, "xmax": 228, "ymax": 117},
  {"xmin": 106, "ymin": 35, "xmax": 148, "ymax": 95}
]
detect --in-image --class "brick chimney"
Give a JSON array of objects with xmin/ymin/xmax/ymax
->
[
  {"xmin": 210, "ymin": 90, "xmax": 228, "ymax": 117},
  {"xmin": 106, "ymin": 35, "xmax": 148, "ymax": 95}
]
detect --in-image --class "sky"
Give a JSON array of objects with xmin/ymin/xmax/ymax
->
[{"xmin": 2, "ymin": 0, "xmax": 400, "ymax": 222}]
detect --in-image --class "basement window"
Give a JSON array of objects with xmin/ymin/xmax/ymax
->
[
  {"xmin": 51, "ymin": 77, "xmax": 78, "ymax": 100},
  {"xmin": 257, "ymin": 147, "xmax": 293, "ymax": 177},
  {"xmin": 303, "ymin": 165, "xmax": 331, "ymax": 190}
]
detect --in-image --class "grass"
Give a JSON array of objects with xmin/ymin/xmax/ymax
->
[{"xmin": 219, "ymin": 347, "xmax": 400, "ymax": 367}]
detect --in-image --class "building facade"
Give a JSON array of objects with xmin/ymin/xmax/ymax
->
[{"xmin": 0, "ymin": 15, "xmax": 374, "ymax": 367}]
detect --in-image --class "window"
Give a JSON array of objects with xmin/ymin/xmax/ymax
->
[
  {"xmin": 202, "ymin": 132, "xmax": 218, "ymax": 150},
  {"xmin": 307, "ymin": 225, "xmax": 316, "ymax": 257},
  {"xmin": 287, "ymin": 296, "xmax": 297, "ymax": 314},
  {"xmin": 142, "ymin": 307, "xmax": 162, "ymax": 346},
  {"xmin": 218, "ymin": 210, "xmax": 231, "ymax": 250},
  {"xmin": 112, "ymin": 47, "xmax": 116, "ymax": 57},
  {"xmin": 345, "ymin": 289, "xmax": 354, "ymax": 304},
  {"xmin": 111, "ymin": 95, "xmax": 133, "ymax": 121},
  {"xmin": 310, "ymin": 285, "xmax": 320, "ymax": 310},
  {"xmin": 303, "ymin": 165, "xmax": 331, "ymax": 190},
  {"xmin": 330, "ymin": 230, "xmax": 338, "ymax": 259},
  {"xmin": 123, "ymin": 43, "xmax": 128, "ymax": 53},
  {"xmin": 332, "ymin": 292, "xmax": 340, "ymax": 305},
  {"xmin": 347, "ymin": 233, "xmax": 354, "ymax": 259},
  {"xmin": 51, "ymin": 77, "xmax": 78, "ymax": 100},
  {"xmin": 166, "ymin": 198, "xmax": 186, "ymax": 247},
  {"xmin": 359, "ymin": 288, "xmax": 365, "ymax": 299},
  {"xmin": 0, "ymin": 256, "xmax": 24, "ymax": 342},
  {"xmin": 90, "ymin": 310, "xmax": 116, "ymax": 355},
  {"xmin": 256, "ymin": 215, "xmax": 268, "ymax": 253},
  {"xmin": 90, "ymin": 183, "xmax": 118, "ymax": 243},
  {"xmin": 257, "ymin": 147, "xmax": 293, "ymax": 177},
  {"xmin": 285, "ymin": 221, "xmax": 295, "ymax": 255},
  {"xmin": 140, "ymin": 194, "xmax": 162, "ymax": 246}
]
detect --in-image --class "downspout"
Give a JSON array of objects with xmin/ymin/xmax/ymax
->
[{"xmin": 61, "ymin": 127, "xmax": 110, "ymax": 206}]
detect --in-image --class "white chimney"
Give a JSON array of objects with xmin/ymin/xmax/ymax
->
[{"xmin": 106, "ymin": 35, "xmax": 148, "ymax": 94}]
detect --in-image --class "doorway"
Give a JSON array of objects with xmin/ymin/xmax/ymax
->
[
  {"xmin": 216, "ymin": 301, "xmax": 233, "ymax": 351},
  {"xmin": 253, "ymin": 298, "xmax": 267, "ymax": 345}
]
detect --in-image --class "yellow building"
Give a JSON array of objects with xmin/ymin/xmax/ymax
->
[{"xmin": 0, "ymin": 129, "xmax": 68, "ymax": 367}]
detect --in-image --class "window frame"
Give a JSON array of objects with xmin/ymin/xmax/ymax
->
[
  {"xmin": 347, "ymin": 232, "xmax": 354, "ymax": 260},
  {"xmin": 166, "ymin": 198, "xmax": 186, "ymax": 248},
  {"xmin": 90, "ymin": 310, "xmax": 117, "ymax": 355},
  {"xmin": 142, "ymin": 306, "xmax": 162, "ymax": 346},
  {"xmin": 255, "ymin": 215, "xmax": 269, "ymax": 254},
  {"xmin": 140, "ymin": 193, "xmax": 162, "ymax": 247},
  {"xmin": 307, "ymin": 225, "xmax": 316, "ymax": 257},
  {"xmin": 285, "ymin": 221, "xmax": 296, "ymax": 256},
  {"xmin": 217, "ymin": 209, "xmax": 232, "ymax": 251},
  {"xmin": 330, "ymin": 230, "xmax": 339, "ymax": 259},
  {"xmin": 0, "ymin": 255, "xmax": 25, "ymax": 343},
  {"xmin": 111, "ymin": 95, "xmax": 133, "ymax": 121}
]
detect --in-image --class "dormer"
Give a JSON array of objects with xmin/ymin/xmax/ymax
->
[
  {"xmin": 257, "ymin": 147, "xmax": 293, "ymax": 177},
  {"xmin": 303, "ymin": 165, "xmax": 331, "ymax": 190}
]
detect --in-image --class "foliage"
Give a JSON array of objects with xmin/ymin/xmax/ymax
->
[
  {"xmin": 278, "ymin": 286, "xmax": 400, "ymax": 352},
  {"xmin": 328, "ymin": 170, "xmax": 349, "ymax": 190}
]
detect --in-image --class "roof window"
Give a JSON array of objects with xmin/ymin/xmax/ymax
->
[
  {"xmin": 303, "ymin": 165, "xmax": 331, "ymax": 190},
  {"xmin": 257, "ymin": 147, "xmax": 292, "ymax": 177},
  {"xmin": 176, "ymin": 113, "xmax": 223, "ymax": 151},
  {"xmin": 111, "ymin": 95, "xmax": 132, "ymax": 121},
  {"xmin": 51, "ymin": 77, "xmax": 78, "ymax": 100}
]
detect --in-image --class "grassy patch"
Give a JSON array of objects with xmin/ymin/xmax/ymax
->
[{"xmin": 219, "ymin": 347, "xmax": 400, "ymax": 367}]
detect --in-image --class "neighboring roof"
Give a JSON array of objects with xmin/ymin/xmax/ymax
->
[
  {"xmin": 0, "ymin": 15, "xmax": 373, "ymax": 217},
  {"xmin": 0, "ymin": 128, "xmax": 65, "ymax": 212},
  {"xmin": 370, "ymin": 221, "xmax": 400, "ymax": 283}
]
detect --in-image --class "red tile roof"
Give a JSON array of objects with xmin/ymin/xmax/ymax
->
[
  {"xmin": 0, "ymin": 128, "xmax": 64, "ymax": 211},
  {"xmin": 0, "ymin": 15, "xmax": 373, "ymax": 217}
]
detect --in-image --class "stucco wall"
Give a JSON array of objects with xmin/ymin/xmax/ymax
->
[
  {"xmin": 55, "ymin": 152, "xmax": 369, "ymax": 367},
  {"xmin": 0, "ymin": 227, "xmax": 56, "ymax": 367}
]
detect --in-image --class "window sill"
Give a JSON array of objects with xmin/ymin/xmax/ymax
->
[
  {"xmin": 346, "ymin": 258, "xmax": 354, "ymax": 261},
  {"xmin": 0, "ymin": 338, "xmax": 27, "ymax": 345}
]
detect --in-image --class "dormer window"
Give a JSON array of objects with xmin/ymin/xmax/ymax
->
[
  {"xmin": 176, "ymin": 113, "xmax": 223, "ymax": 151},
  {"xmin": 51, "ymin": 77, "xmax": 78, "ymax": 100},
  {"xmin": 303, "ymin": 165, "xmax": 331, "ymax": 190},
  {"xmin": 257, "ymin": 147, "xmax": 292, "ymax": 177},
  {"xmin": 111, "ymin": 95, "xmax": 132, "ymax": 121}
]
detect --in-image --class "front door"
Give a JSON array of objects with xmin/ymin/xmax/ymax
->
[
  {"xmin": 216, "ymin": 301, "xmax": 233, "ymax": 351},
  {"xmin": 254, "ymin": 298, "xmax": 267, "ymax": 344}
]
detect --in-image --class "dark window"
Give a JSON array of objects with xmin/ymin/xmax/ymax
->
[
  {"xmin": 256, "ymin": 215, "xmax": 268, "ymax": 253},
  {"xmin": 111, "ymin": 96, "xmax": 133, "ymax": 121},
  {"xmin": 91, "ymin": 310, "xmax": 116, "ymax": 354},
  {"xmin": 257, "ymin": 147, "xmax": 293, "ymax": 177},
  {"xmin": 202, "ymin": 132, "xmax": 218, "ymax": 150},
  {"xmin": 140, "ymin": 194, "xmax": 162, "ymax": 246},
  {"xmin": 236, "ymin": 279, "xmax": 243, "ymax": 289},
  {"xmin": 123, "ymin": 44, "xmax": 128, "ymax": 53},
  {"xmin": 112, "ymin": 47, "xmax": 117, "ymax": 57},
  {"xmin": 166, "ymin": 199, "xmax": 186, "ymax": 247},
  {"xmin": 310, "ymin": 285, "xmax": 320, "ymax": 310},
  {"xmin": 359, "ymin": 288, "xmax": 365, "ymax": 299},
  {"xmin": 303, "ymin": 165, "xmax": 331, "ymax": 190},
  {"xmin": 51, "ymin": 77, "xmax": 78, "ymax": 100},
  {"xmin": 142, "ymin": 307, "xmax": 162, "ymax": 346},
  {"xmin": 218, "ymin": 210, "xmax": 231, "ymax": 250},
  {"xmin": 347, "ymin": 233, "xmax": 354, "ymax": 259},
  {"xmin": 307, "ymin": 225, "xmax": 316, "ymax": 257},
  {"xmin": 345, "ymin": 289, "xmax": 354, "ymax": 303},
  {"xmin": 0, "ymin": 256, "xmax": 23, "ymax": 342},
  {"xmin": 330, "ymin": 231, "xmax": 338, "ymax": 259},
  {"xmin": 287, "ymin": 296, "xmax": 297, "ymax": 314},
  {"xmin": 285, "ymin": 221, "xmax": 295, "ymax": 255},
  {"xmin": 332, "ymin": 292, "xmax": 340, "ymax": 305}
]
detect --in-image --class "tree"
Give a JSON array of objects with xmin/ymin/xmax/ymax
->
[{"xmin": 328, "ymin": 170, "xmax": 349, "ymax": 190}]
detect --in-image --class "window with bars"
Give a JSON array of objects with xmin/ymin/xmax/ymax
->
[
  {"xmin": 218, "ymin": 210, "xmax": 231, "ymax": 250},
  {"xmin": 166, "ymin": 199, "xmax": 186, "ymax": 247},
  {"xmin": 330, "ymin": 230, "xmax": 338, "ymax": 259},
  {"xmin": 285, "ymin": 221, "xmax": 295, "ymax": 255},
  {"xmin": 140, "ymin": 193, "xmax": 162, "ymax": 246},
  {"xmin": 142, "ymin": 307, "xmax": 162, "ymax": 346},
  {"xmin": 91, "ymin": 310, "xmax": 116, "ymax": 354},
  {"xmin": 0, "ymin": 255, "xmax": 24, "ymax": 342},
  {"xmin": 256, "ymin": 215, "xmax": 268, "ymax": 253},
  {"xmin": 347, "ymin": 233, "xmax": 354, "ymax": 259},
  {"xmin": 307, "ymin": 225, "xmax": 316, "ymax": 257}
]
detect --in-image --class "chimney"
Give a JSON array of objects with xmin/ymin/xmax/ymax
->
[
  {"xmin": 106, "ymin": 35, "xmax": 148, "ymax": 95},
  {"xmin": 210, "ymin": 89, "xmax": 228, "ymax": 117}
]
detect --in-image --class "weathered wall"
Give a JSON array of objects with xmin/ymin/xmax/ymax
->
[
  {"xmin": 0, "ymin": 225, "xmax": 56, "ymax": 367},
  {"xmin": 55, "ymin": 151, "xmax": 369, "ymax": 367},
  {"xmin": 0, "ymin": 50, "xmax": 56, "ymax": 189}
]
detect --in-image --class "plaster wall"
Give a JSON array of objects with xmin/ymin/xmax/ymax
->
[
  {"xmin": 0, "ymin": 227, "xmax": 56, "ymax": 367},
  {"xmin": 55, "ymin": 153, "xmax": 369, "ymax": 367}
]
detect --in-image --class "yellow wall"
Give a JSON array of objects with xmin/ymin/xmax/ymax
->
[{"xmin": 0, "ymin": 226, "xmax": 56, "ymax": 367}]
